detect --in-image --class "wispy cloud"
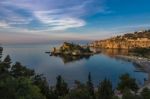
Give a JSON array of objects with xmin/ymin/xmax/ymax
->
[
  {"xmin": 0, "ymin": 21, "xmax": 9, "ymax": 28},
  {"xmin": 34, "ymin": 11, "xmax": 86, "ymax": 30},
  {"xmin": 0, "ymin": 0, "xmax": 106, "ymax": 31}
]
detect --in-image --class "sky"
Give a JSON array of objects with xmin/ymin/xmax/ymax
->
[{"xmin": 0, "ymin": 0, "xmax": 150, "ymax": 44}]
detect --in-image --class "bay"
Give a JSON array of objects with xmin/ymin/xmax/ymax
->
[{"xmin": 1, "ymin": 42, "xmax": 148, "ymax": 88}]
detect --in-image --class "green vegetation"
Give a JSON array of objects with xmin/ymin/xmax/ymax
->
[
  {"xmin": 52, "ymin": 42, "xmax": 92, "ymax": 56},
  {"xmin": 98, "ymin": 79, "xmax": 113, "ymax": 99},
  {"xmin": 0, "ymin": 48, "xmax": 150, "ymax": 99},
  {"xmin": 50, "ymin": 42, "xmax": 94, "ymax": 63},
  {"xmin": 110, "ymin": 30, "xmax": 150, "ymax": 41},
  {"xmin": 60, "ymin": 42, "xmax": 91, "ymax": 53},
  {"xmin": 122, "ymin": 88, "xmax": 140, "ymax": 99},
  {"xmin": 117, "ymin": 30, "xmax": 150, "ymax": 40},
  {"xmin": 141, "ymin": 88, "xmax": 150, "ymax": 99},
  {"xmin": 0, "ymin": 47, "xmax": 2, "ymax": 53},
  {"xmin": 117, "ymin": 73, "xmax": 138, "ymax": 92},
  {"xmin": 55, "ymin": 75, "xmax": 69, "ymax": 97}
]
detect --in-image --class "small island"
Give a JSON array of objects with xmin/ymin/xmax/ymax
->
[{"xmin": 50, "ymin": 42, "xmax": 95, "ymax": 56}]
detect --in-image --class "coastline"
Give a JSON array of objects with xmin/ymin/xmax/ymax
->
[{"xmin": 115, "ymin": 55, "xmax": 150, "ymax": 92}]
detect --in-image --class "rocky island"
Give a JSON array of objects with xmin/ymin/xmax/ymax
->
[{"xmin": 50, "ymin": 42, "xmax": 94, "ymax": 56}]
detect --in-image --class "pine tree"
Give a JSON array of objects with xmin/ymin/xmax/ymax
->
[
  {"xmin": 0, "ymin": 55, "xmax": 11, "ymax": 74},
  {"xmin": 87, "ymin": 72, "xmax": 95, "ymax": 99},
  {"xmin": 117, "ymin": 73, "xmax": 138, "ymax": 92},
  {"xmin": 3, "ymin": 55, "xmax": 11, "ymax": 68},
  {"xmin": 11, "ymin": 62, "xmax": 34, "ymax": 78},
  {"xmin": 0, "ymin": 47, "xmax": 3, "ymax": 62},
  {"xmin": 55, "ymin": 75, "xmax": 68, "ymax": 96},
  {"xmin": 98, "ymin": 79, "xmax": 113, "ymax": 99}
]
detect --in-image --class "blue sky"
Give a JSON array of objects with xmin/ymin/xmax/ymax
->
[{"xmin": 0, "ymin": 0, "xmax": 150, "ymax": 44}]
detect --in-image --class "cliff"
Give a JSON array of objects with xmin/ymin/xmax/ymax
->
[{"xmin": 90, "ymin": 30, "xmax": 150, "ymax": 49}]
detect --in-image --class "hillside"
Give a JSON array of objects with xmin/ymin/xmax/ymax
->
[{"xmin": 90, "ymin": 30, "xmax": 150, "ymax": 49}]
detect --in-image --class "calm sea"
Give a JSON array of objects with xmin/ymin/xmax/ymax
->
[{"xmin": 1, "ymin": 42, "xmax": 148, "ymax": 88}]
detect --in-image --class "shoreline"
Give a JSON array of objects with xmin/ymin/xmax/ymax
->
[
  {"xmin": 115, "ymin": 55, "xmax": 150, "ymax": 72},
  {"xmin": 115, "ymin": 55, "xmax": 150, "ymax": 92}
]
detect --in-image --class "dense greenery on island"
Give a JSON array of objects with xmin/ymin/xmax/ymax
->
[
  {"xmin": 60, "ymin": 42, "xmax": 90, "ymax": 52},
  {"xmin": 50, "ymin": 42, "xmax": 94, "ymax": 63},
  {"xmin": 51, "ymin": 42, "xmax": 92, "ymax": 56},
  {"xmin": 0, "ymin": 47, "xmax": 150, "ymax": 99}
]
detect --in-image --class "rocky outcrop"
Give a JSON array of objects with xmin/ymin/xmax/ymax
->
[{"xmin": 51, "ymin": 42, "xmax": 93, "ymax": 56}]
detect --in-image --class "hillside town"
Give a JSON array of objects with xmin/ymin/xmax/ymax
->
[{"xmin": 90, "ymin": 30, "xmax": 150, "ymax": 49}]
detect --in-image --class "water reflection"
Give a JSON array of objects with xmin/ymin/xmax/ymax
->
[
  {"xmin": 98, "ymin": 49, "xmax": 145, "ymax": 71},
  {"xmin": 49, "ymin": 54, "xmax": 92, "ymax": 64},
  {"xmin": 48, "ymin": 48, "xmax": 148, "ymax": 85},
  {"xmin": 51, "ymin": 48, "xmax": 129, "ymax": 64},
  {"xmin": 100, "ymin": 49, "xmax": 129, "ymax": 56}
]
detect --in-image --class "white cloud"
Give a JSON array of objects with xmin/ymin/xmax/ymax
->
[
  {"xmin": 0, "ymin": 21, "xmax": 8, "ymax": 27},
  {"xmin": 0, "ymin": 3, "xmax": 33, "ymax": 26},
  {"xmin": 34, "ymin": 11, "xmax": 86, "ymax": 31},
  {"xmin": 0, "ymin": 0, "xmax": 107, "ymax": 31},
  {"xmin": 8, "ymin": 17, "xmax": 32, "ymax": 25},
  {"xmin": 0, "ymin": 21, "xmax": 11, "ymax": 29}
]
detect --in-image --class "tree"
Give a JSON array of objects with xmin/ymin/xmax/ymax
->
[
  {"xmin": 0, "ymin": 47, "xmax": 3, "ymax": 62},
  {"xmin": 122, "ymin": 88, "xmax": 141, "ymax": 99},
  {"xmin": 55, "ymin": 75, "xmax": 69, "ymax": 97},
  {"xmin": 87, "ymin": 72, "xmax": 95, "ymax": 99},
  {"xmin": 0, "ymin": 55, "xmax": 11, "ymax": 73},
  {"xmin": 0, "ymin": 77, "xmax": 46, "ymax": 99},
  {"xmin": 62, "ymin": 80, "xmax": 92, "ymax": 99},
  {"xmin": 16, "ymin": 77, "xmax": 46, "ymax": 99},
  {"xmin": 117, "ymin": 73, "xmax": 138, "ymax": 92},
  {"xmin": 11, "ymin": 62, "xmax": 34, "ymax": 78},
  {"xmin": 62, "ymin": 89, "xmax": 91, "ymax": 99},
  {"xmin": 33, "ymin": 74, "xmax": 58, "ymax": 99},
  {"xmin": 122, "ymin": 89, "xmax": 134, "ymax": 99},
  {"xmin": 0, "ymin": 76, "xmax": 17, "ymax": 99},
  {"xmin": 141, "ymin": 88, "xmax": 150, "ymax": 99},
  {"xmin": 0, "ymin": 55, "xmax": 12, "ymax": 79},
  {"xmin": 3, "ymin": 55, "xmax": 11, "ymax": 64},
  {"xmin": 98, "ymin": 79, "xmax": 113, "ymax": 99}
]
